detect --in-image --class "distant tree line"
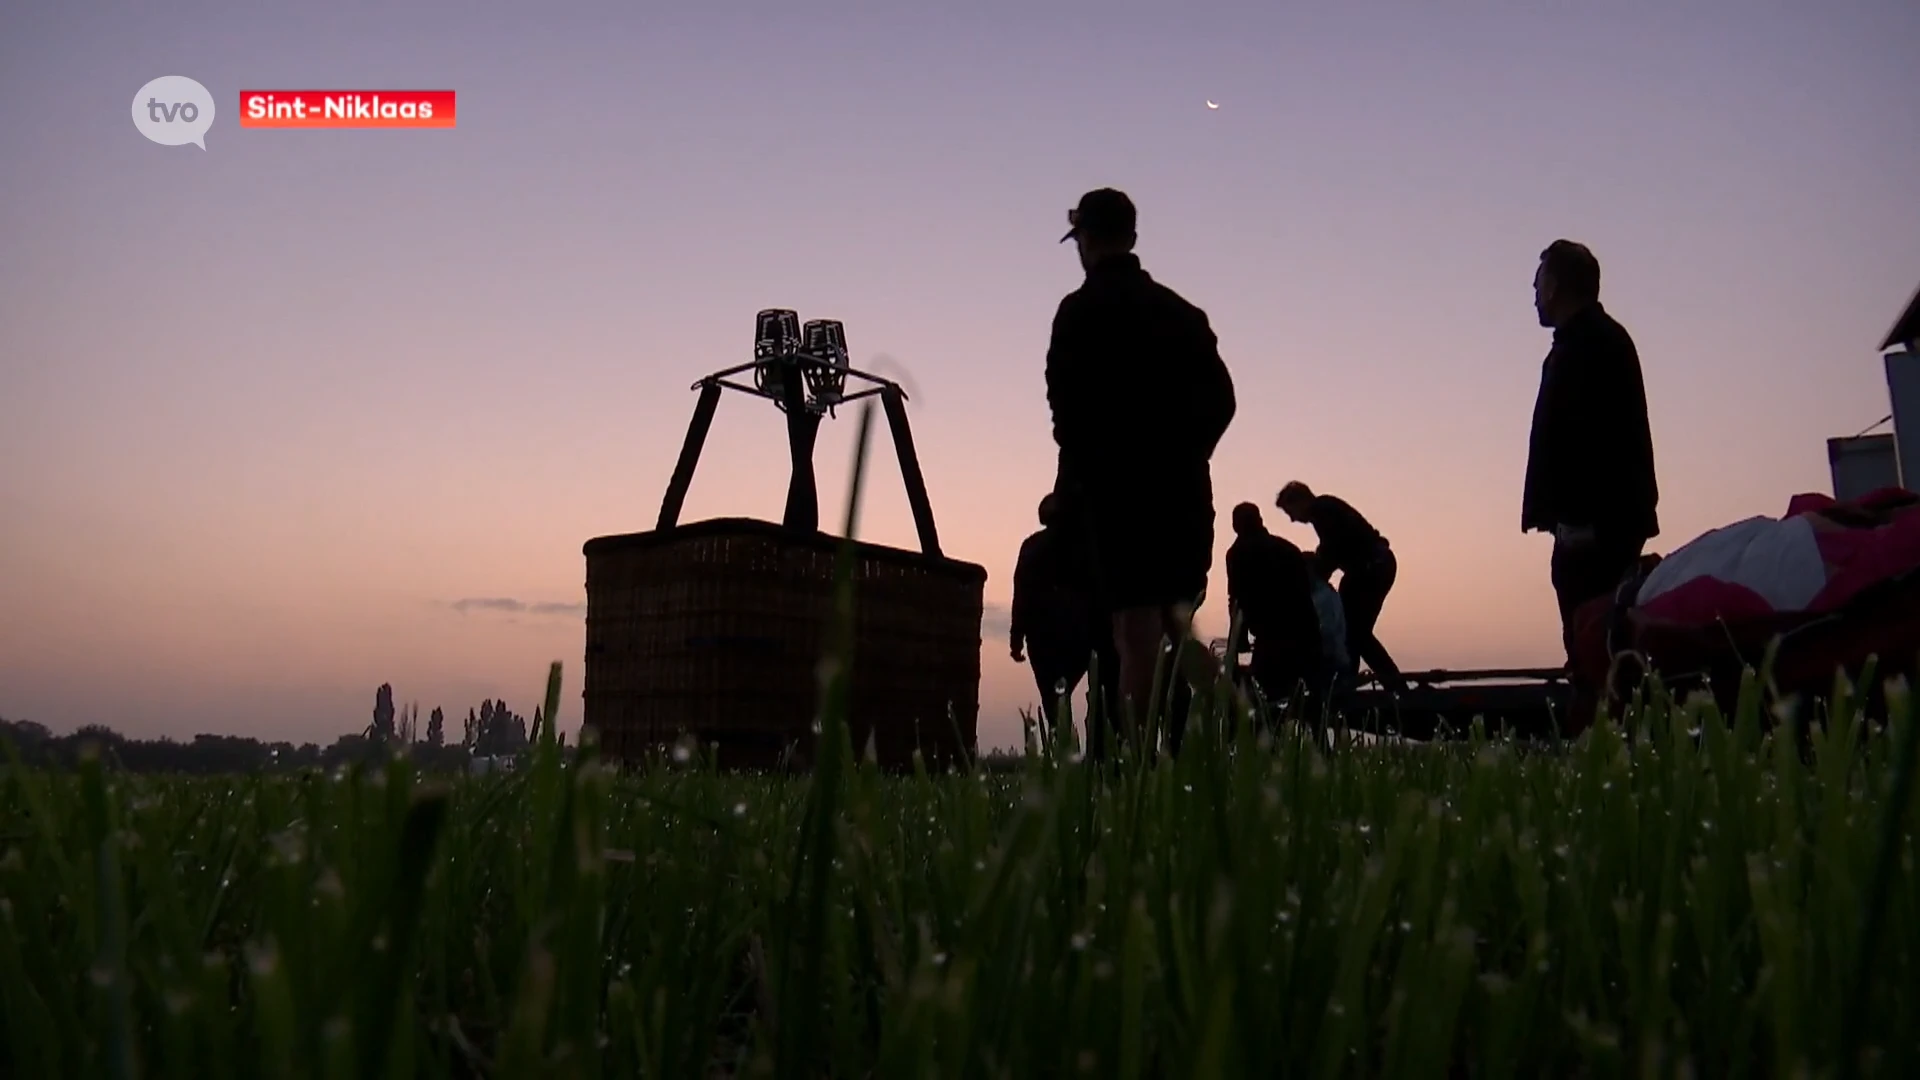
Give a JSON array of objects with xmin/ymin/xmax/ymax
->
[{"xmin": 0, "ymin": 682, "xmax": 552, "ymax": 775}]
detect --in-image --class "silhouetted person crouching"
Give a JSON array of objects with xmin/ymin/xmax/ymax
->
[
  {"xmin": 1301, "ymin": 552, "xmax": 1354, "ymax": 687},
  {"xmin": 1225, "ymin": 503, "xmax": 1328, "ymax": 721}
]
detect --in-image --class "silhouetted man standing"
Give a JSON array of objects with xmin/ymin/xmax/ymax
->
[
  {"xmin": 1046, "ymin": 188, "xmax": 1237, "ymax": 748},
  {"xmin": 1225, "ymin": 503, "xmax": 1326, "ymax": 713},
  {"xmin": 1010, "ymin": 494, "xmax": 1120, "ymax": 732},
  {"xmin": 1521, "ymin": 240, "xmax": 1659, "ymax": 669},
  {"xmin": 1276, "ymin": 481, "xmax": 1407, "ymax": 694}
]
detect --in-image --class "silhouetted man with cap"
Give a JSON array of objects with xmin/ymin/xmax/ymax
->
[
  {"xmin": 1521, "ymin": 240, "xmax": 1659, "ymax": 674},
  {"xmin": 1046, "ymin": 188, "xmax": 1238, "ymax": 749},
  {"xmin": 1276, "ymin": 481, "xmax": 1407, "ymax": 694},
  {"xmin": 1010, "ymin": 493, "xmax": 1121, "ymax": 736},
  {"xmin": 1225, "ymin": 503, "xmax": 1326, "ymax": 715}
]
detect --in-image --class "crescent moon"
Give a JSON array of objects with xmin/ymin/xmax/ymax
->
[{"xmin": 1205, "ymin": 99, "xmax": 1219, "ymax": 109}]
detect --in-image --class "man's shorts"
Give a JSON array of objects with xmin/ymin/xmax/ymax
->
[{"xmin": 1065, "ymin": 468, "xmax": 1215, "ymax": 615}]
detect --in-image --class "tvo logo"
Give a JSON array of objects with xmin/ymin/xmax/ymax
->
[{"xmin": 132, "ymin": 76, "xmax": 216, "ymax": 149}]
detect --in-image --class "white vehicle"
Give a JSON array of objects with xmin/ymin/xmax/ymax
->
[{"xmin": 467, "ymin": 754, "xmax": 518, "ymax": 776}]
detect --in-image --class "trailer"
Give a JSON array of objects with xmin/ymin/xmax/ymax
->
[
  {"xmin": 1340, "ymin": 667, "xmax": 1573, "ymax": 740},
  {"xmin": 1209, "ymin": 635, "xmax": 1574, "ymax": 740}
]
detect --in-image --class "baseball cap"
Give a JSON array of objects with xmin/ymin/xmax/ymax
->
[{"xmin": 1060, "ymin": 188, "xmax": 1137, "ymax": 243}]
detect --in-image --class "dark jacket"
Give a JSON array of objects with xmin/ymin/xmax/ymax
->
[
  {"xmin": 1303, "ymin": 494, "xmax": 1387, "ymax": 575},
  {"xmin": 1010, "ymin": 525, "xmax": 1098, "ymax": 658},
  {"xmin": 1521, "ymin": 303, "xmax": 1659, "ymax": 540},
  {"xmin": 1226, "ymin": 529, "xmax": 1320, "ymax": 655},
  {"xmin": 1045, "ymin": 254, "xmax": 1236, "ymax": 500}
]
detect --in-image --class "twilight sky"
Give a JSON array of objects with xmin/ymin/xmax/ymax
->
[{"xmin": 3, "ymin": 0, "xmax": 1917, "ymax": 750}]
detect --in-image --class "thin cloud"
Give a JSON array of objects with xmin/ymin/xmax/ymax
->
[
  {"xmin": 982, "ymin": 601, "xmax": 1012, "ymax": 638},
  {"xmin": 526, "ymin": 601, "xmax": 588, "ymax": 617},
  {"xmin": 449, "ymin": 597, "xmax": 587, "ymax": 618},
  {"xmin": 455, "ymin": 595, "xmax": 998, "ymax": 630}
]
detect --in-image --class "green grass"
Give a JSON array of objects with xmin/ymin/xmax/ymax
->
[
  {"xmin": 3, "ymin": 404, "xmax": 1915, "ymax": 1076},
  {"xmin": 3, "ymin": 671, "xmax": 1917, "ymax": 1077}
]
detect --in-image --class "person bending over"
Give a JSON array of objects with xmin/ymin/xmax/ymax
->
[{"xmin": 1276, "ymin": 481, "xmax": 1407, "ymax": 694}]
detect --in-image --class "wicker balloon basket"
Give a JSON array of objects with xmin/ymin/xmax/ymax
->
[{"xmin": 582, "ymin": 315, "xmax": 986, "ymax": 771}]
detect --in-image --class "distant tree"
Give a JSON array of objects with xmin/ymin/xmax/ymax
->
[
  {"xmin": 0, "ymin": 718, "xmax": 474, "ymax": 776},
  {"xmin": 471, "ymin": 699, "xmax": 530, "ymax": 758},
  {"xmin": 0, "ymin": 717, "xmax": 52, "ymax": 751},
  {"xmin": 324, "ymin": 733, "xmax": 380, "ymax": 769},
  {"xmin": 473, "ymin": 702, "xmax": 493, "ymax": 757},
  {"xmin": 477, "ymin": 700, "xmax": 502, "ymax": 757},
  {"xmin": 73, "ymin": 724, "xmax": 124, "ymax": 754},
  {"xmin": 369, "ymin": 684, "xmax": 397, "ymax": 742},
  {"xmin": 426, "ymin": 707, "xmax": 445, "ymax": 748},
  {"xmin": 464, "ymin": 708, "xmax": 478, "ymax": 748}
]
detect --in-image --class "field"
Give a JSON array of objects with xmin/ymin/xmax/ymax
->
[
  {"xmin": 3, "ymin": 663, "xmax": 1917, "ymax": 1078},
  {"xmin": 5, "ymin": 411, "xmax": 1916, "ymax": 1078}
]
